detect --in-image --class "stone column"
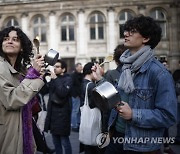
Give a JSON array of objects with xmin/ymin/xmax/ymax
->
[
  {"xmin": 169, "ymin": 4, "xmax": 179, "ymax": 71},
  {"xmin": 49, "ymin": 11, "xmax": 58, "ymax": 50},
  {"xmin": 21, "ymin": 12, "xmax": 29, "ymax": 36},
  {"xmin": 107, "ymin": 7, "xmax": 116, "ymax": 69},
  {"xmin": 107, "ymin": 7, "xmax": 116, "ymax": 55},
  {"xmin": 77, "ymin": 9, "xmax": 87, "ymax": 56}
]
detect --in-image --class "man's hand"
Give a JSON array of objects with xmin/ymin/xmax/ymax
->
[{"xmin": 117, "ymin": 101, "xmax": 132, "ymax": 120}]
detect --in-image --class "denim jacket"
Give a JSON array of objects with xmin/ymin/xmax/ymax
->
[{"xmin": 108, "ymin": 57, "xmax": 177, "ymax": 152}]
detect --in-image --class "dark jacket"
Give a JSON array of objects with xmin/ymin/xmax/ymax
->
[
  {"xmin": 71, "ymin": 71, "xmax": 83, "ymax": 97},
  {"xmin": 44, "ymin": 73, "xmax": 72, "ymax": 136},
  {"xmin": 103, "ymin": 65, "xmax": 123, "ymax": 131},
  {"xmin": 80, "ymin": 79, "xmax": 97, "ymax": 108},
  {"xmin": 104, "ymin": 64, "xmax": 122, "ymax": 87}
]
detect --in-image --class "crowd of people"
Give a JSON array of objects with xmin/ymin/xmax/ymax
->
[{"xmin": 0, "ymin": 15, "xmax": 179, "ymax": 154}]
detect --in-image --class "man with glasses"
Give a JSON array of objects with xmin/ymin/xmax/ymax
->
[
  {"xmin": 44, "ymin": 59, "xmax": 73, "ymax": 154},
  {"xmin": 105, "ymin": 15, "xmax": 177, "ymax": 154}
]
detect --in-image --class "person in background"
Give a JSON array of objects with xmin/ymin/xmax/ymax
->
[
  {"xmin": 103, "ymin": 44, "xmax": 127, "ymax": 133},
  {"xmin": 70, "ymin": 62, "xmax": 83, "ymax": 132},
  {"xmin": 160, "ymin": 59, "xmax": 175, "ymax": 154},
  {"xmin": 44, "ymin": 59, "xmax": 72, "ymax": 154},
  {"xmin": 173, "ymin": 60, "xmax": 180, "ymax": 145},
  {"xmin": 104, "ymin": 44, "xmax": 127, "ymax": 87},
  {"xmin": 0, "ymin": 26, "xmax": 45, "ymax": 154},
  {"xmin": 160, "ymin": 59, "xmax": 171, "ymax": 73},
  {"xmin": 80, "ymin": 62, "xmax": 104, "ymax": 154},
  {"xmin": 105, "ymin": 15, "xmax": 177, "ymax": 154}
]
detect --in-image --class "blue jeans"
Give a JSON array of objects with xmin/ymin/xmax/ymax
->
[
  {"xmin": 105, "ymin": 131, "xmax": 126, "ymax": 154},
  {"xmin": 71, "ymin": 97, "xmax": 80, "ymax": 128},
  {"xmin": 52, "ymin": 134, "xmax": 72, "ymax": 154}
]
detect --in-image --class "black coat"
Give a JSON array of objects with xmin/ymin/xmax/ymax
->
[
  {"xmin": 80, "ymin": 79, "xmax": 97, "ymax": 108},
  {"xmin": 71, "ymin": 71, "xmax": 83, "ymax": 97},
  {"xmin": 44, "ymin": 74, "xmax": 72, "ymax": 136}
]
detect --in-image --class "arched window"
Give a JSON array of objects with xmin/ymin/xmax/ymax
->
[
  {"xmin": 89, "ymin": 12, "xmax": 105, "ymax": 40},
  {"xmin": 150, "ymin": 9, "xmax": 167, "ymax": 39},
  {"xmin": 33, "ymin": 15, "xmax": 47, "ymax": 42},
  {"xmin": 119, "ymin": 11, "xmax": 134, "ymax": 39},
  {"xmin": 5, "ymin": 17, "xmax": 19, "ymax": 28},
  {"xmin": 61, "ymin": 14, "xmax": 75, "ymax": 41}
]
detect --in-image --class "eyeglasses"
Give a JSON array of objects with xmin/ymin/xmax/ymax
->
[{"xmin": 124, "ymin": 29, "xmax": 138, "ymax": 36}]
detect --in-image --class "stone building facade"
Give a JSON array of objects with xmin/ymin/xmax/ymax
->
[{"xmin": 0, "ymin": 0, "xmax": 179, "ymax": 72}]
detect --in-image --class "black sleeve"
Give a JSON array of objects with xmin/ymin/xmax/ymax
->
[{"xmin": 54, "ymin": 76, "xmax": 73, "ymax": 98}]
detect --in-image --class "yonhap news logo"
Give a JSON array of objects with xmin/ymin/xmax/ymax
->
[
  {"xmin": 96, "ymin": 132, "xmax": 110, "ymax": 148},
  {"xmin": 96, "ymin": 133, "xmax": 176, "ymax": 148}
]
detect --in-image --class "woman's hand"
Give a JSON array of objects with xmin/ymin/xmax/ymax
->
[{"xmin": 32, "ymin": 54, "xmax": 45, "ymax": 73}]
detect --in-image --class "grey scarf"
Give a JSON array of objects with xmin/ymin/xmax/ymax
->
[{"xmin": 118, "ymin": 45, "xmax": 154, "ymax": 93}]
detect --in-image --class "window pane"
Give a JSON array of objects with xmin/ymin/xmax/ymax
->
[
  {"xmin": 150, "ymin": 10, "xmax": 166, "ymax": 39},
  {"xmin": 98, "ymin": 26, "xmax": 104, "ymax": 39},
  {"xmin": 61, "ymin": 26, "xmax": 67, "ymax": 41},
  {"xmin": 41, "ymin": 33, "xmax": 46, "ymax": 42},
  {"xmin": 62, "ymin": 16, "xmax": 67, "ymax": 22},
  {"xmin": 127, "ymin": 13, "xmax": 133, "ymax": 20},
  {"xmin": 91, "ymin": 58, "xmax": 96, "ymax": 63},
  {"xmin": 7, "ymin": 21, "xmax": 12, "ymax": 27},
  {"xmin": 33, "ymin": 27, "xmax": 39, "ymax": 38},
  {"xmin": 41, "ymin": 17, "xmax": 46, "ymax": 23},
  {"xmin": 34, "ymin": 18, "xmax": 38, "ymax": 24},
  {"xmin": 120, "ymin": 24, "xmax": 125, "ymax": 38},
  {"xmin": 41, "ymin": 27, "xmax": 46, "ymax": 42},
  {"xmin": 61, "ymin": 14, "xmax": 75, "ymax": 41},
  {"xmin": 119, "ymin": 11, "xmax": 133, "ymax": 39},
  {"xmin": 120, "ymin": 13, "xmax": 125, "ymax": 20},
  {"xmin": 98, "ymin": 14, "xmax": 103, "ymax": 23},
  {"xmin": 159, "ymin": 22, "xmax": 166, "ymax": 38},
  {"xmin": 90, "ymin": 27, "xmax": 95, "ymax": 40},
  {"xmin": 90, "ymin": 16, "xmax": 95, "ymax": 23},
  {"xmin": 69, "ymin": 15, "xmax": 74, "ymax": 22},
  {"xmin": 158, "ymin": 11, "xmax": 165, "ymax": 20},
  {"xmin": 14, "ymin": 20, "xmax": 19, "ymax": 26},
  {"xmin": 33, "ymin": 16, "xmax": 47, "ymax": 42},
  {"xmin": 7, "ymin": 19, "xmax": 19, "ymax": 27},
  {"xmin": 99, "ymin": 58, "xmax": 104, "ymax": 64},
  {"xmin": 69, "ymin": 25, "xmax": 74, "ymax": 41},
  {"xmin": 120, "ymin": 11, "xmax": 133, "ymax": 22},
  {"xmin": 90, "ymin": 13, "xmax": 105, "ymax": 40},
  {"xmin": 150, "ymin": 11, "xmax": 156, "ymax": 19}
]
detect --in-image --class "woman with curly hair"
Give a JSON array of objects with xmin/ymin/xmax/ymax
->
[{"xmin": 0, "ymin": 26, "xmax": 45, "ymax": 154}]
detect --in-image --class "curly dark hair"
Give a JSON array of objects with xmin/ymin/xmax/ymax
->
[
  {"xmin": 0, "ymin": 26, "xmax": 34, "ymax": 72},
  {"xmin": 113, "ymin": 44, "xmax": 127, "ymax": 65},
  {"xmin": 124, "ymin": 15, "xmax": 162, "ymax": 49}
]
